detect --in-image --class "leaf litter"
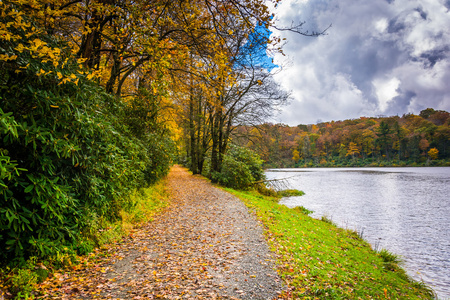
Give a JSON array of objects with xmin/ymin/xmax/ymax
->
[{"xmin": 37, "ymin": 166, "xmax": 284, "ymax": 299}]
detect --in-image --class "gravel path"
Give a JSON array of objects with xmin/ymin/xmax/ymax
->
[
  {"xmin": 43, "ymin": 165, "xmax": 284, "ymax": 299},
  {"xmin": 103, "ymin": 165, "xmax": 283, "ymax": 299}
]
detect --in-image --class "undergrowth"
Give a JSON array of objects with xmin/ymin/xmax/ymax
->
[
  {"xmin": 0, "ymin": 179, "xmax": 169, "ymax": 299},
  {"xmin": 227, "ymin": 188, "xmax": 436, "ymax": 299}
]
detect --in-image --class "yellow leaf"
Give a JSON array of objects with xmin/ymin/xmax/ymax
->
[
  {"xmin": 32, "ymin": 38, "xmax": 44, "ymax": 48},
  {"xmin": 50, "ymin": 105, "xmax": 59, "ymax": 108},
  {"xmin": 57, "ymin": 72, "xmax": 63, "ymax": 79},
  {"xmin": 15, "ymin": 43, "xmax": 25, "ymax": 52},
  {"xmin": 0, "ymin": 54, "xmax": 17, "ymax": 61}
]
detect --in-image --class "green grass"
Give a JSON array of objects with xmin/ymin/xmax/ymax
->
[
  {"xmin": 119, "ymin": 179, "xmax": 170, "ymax": 231},
  {"xmin": 226, "ymin": 188, "xmax": 436, "ymax": 299},
  {"xmin": 278, "ymin": 189, "xmax": 306, "ymax": 197}
]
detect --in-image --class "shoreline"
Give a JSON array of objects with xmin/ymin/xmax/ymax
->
[
  {"xmin": 266, "ymin": 165, "xmax": 450, "ymax": 171},
  {"xmin": 227, "ymin": 188, "xmax": 437, "ymax": 299},
  {"xmin": 265, "ymin": 161, "xmax": 450, "ymax": 170}
]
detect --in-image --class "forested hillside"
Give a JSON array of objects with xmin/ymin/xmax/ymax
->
[{"xmin": 233, "ymin": 109, "xmax": 450, "ymax": 168}]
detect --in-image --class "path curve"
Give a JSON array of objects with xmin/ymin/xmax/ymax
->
[{"xmin": 46, "ymin": 165, "xmax": 283, "ymax": 299}]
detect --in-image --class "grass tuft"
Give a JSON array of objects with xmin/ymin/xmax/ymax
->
[
  {"xmin": 320, "ymin": 215, "xmax": 336, "ymax": 226},
  {"xmin": 277, "ymin": 189, "xmax": 305, "ymax": 197},
  {"xmin": 378, "ymin": 249, "xmax": 402, "ymax": 264},
  {"xmin": 292, "ymin": 206, "xmax": 313, "ymax": 215}
]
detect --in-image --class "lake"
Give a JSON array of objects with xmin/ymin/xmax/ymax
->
[{"xmin": 265, "ymin": 167, "xmax": 450, "ymax": 299}]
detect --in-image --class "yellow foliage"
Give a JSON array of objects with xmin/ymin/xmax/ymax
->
[
  {"xmin": 292, "ymin": 149, "xmax": 300, "ymax": 161},
  {"xmin": 346, "ymin": 142, "xmax": 360, "ymax": 157},
  {"xmin": 1, "ymin": 0, "xmax": 279, "ymax": 147},
  {"xmin": 428, "ymin": 148, "xmax": 439, "ymax": 160},
  {"xmin": 0, "ymin": 54, "xmax": 17, "ymax": 61}
]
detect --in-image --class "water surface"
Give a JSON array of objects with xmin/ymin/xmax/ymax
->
[{"xmin": 266, "ymin": 167, "xmax": 450, "ymax": 299}]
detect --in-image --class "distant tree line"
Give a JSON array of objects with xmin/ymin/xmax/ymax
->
[{"xmin": 233, "ymin": 109, "xmax": 450, "ymax": 168}]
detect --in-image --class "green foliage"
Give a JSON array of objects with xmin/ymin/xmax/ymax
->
[
  {"xmin": 9, "ymin": 267, "xmax": 38, "ymax": 299},
  {"xmin": 0, "ymin": 179, "xmax": 170, "ymax": 298},
  {"xmin": 277, "ymin": 189, "xmax": 305, "ymax": 197},
  {"xmin": 0, "ymin": 17, "xmax": 174, "ymax": 265},
  {"xmin": 212, "ymin": 145, "xmax": 265, "ymax": 190},
  {"xmin": 0, "ymin": 257, "xmax": 46, "ymax": 299},
  {"xmin": 211, "ymin": 155, "xmax": 254, "ymax": 189},
  {"xmin": 227, "ymin": 144, "xmax": 265, "ymax": 182},
  {"xmin": 378, "ymin": 249, "xmax": 402, "ymax": 264},
  {"xmin": 254, "ymin": 182, "xmax": 278, "ymax": 197},
  {"xmin": 378, "ymin": 248, "xmax": 403, "ymax": 272}
]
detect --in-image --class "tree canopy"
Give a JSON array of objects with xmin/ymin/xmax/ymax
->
[{"xmin": 1, "ymin": 0, "xmax": 308, "ymax": 264}]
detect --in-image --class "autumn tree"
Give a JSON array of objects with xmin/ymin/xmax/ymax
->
[
  {"xmin": 172, "ymin": 0, "xmax": 298, "ymax": 176},
  {"xmin": 292, "ymin": 149, "xmax": 300, "ymax": 162},
  {"xmin": 233, "ymin": 110, "xmax": 449, "ymax": 167},
  {"xmin": 0, "ymin": 7, "xmax": 172, "ymax": 264},
  {"xmin": 427, "ymin": 148, "xmax": 438, "ymax": 160},
  {"xmin": 361, "ymin": 128, "xmax": 376, "ymax": 158},
  {"xmin": 346, "ymin": 142, "xmax": 360, "ymax": 160}
]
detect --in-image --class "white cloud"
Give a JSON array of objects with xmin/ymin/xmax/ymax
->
[
  {"xmin": 374, "ymin": 18, "xmax": 389, "ymax": 32},
  {"xmin": 373, "ymin": 77, "xmax": 401, "ymax": 112},
  {"xmin": 270, "ymin": 0, "xmax": 450, "ymax": 125}
]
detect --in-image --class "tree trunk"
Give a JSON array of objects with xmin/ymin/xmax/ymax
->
[
  {"xmin": 106, "ymin": 51, "xmax": 121, "ymax": 93},
  {"xmin": 210, "ymin": 108, "xmax": 221, "ymax": 178},
  {"xmin": 189, "ymin": 92, "xmax": 198, "ymax": 174}
]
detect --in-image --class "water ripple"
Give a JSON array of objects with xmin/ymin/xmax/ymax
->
[{"xmin": 268, "ymin": 167, "xmax": 450, "ymax": 300}]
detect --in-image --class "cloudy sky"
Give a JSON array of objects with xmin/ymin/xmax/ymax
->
[{"xmin": 270, "ymin": 0, "xmax": 450, "ymax": 125}]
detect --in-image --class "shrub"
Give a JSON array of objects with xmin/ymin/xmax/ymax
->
[
  {"xmin": 212, "ymin": 155, "xmax": 254, "ymax": 189},
  {"xmin": 255, "ymin": 183, "xmax": 278, "ymax": 197},
  {"xmin": 227, "ymin": 145, "xmax": 265, "ymax": 182},
  {"xmin": 213, "ymin": 145, "xmax": 265, "ymax": 190},
  {"xmin": 0, "ymin": 12, "xmax": 173, "ymax": 264}
]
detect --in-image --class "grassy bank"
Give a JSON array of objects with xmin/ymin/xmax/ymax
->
[
  {"xmin": 0, "ymin": 179, "xmax": 169, "ymax": 299},
  {"xmin": 226, "ymin": 189, "xmax": 435, "ymax": 299}
]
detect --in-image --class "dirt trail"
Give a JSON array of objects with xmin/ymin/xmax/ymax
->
[{"xmin": 40, "ymin": 165, "xmax": 283, "ymax": 299}]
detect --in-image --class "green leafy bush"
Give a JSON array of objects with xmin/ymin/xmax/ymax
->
[
  {"xmin": 227, "ymin": 145, "xmax": 265, "ymax": 182},
  {"xmin": 0, "ymin": 12, "xmax": 173, "ymax": 264},
  {"xmin": 212, "ymin": 145, "xmax": 265, "ymax": 190}
]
